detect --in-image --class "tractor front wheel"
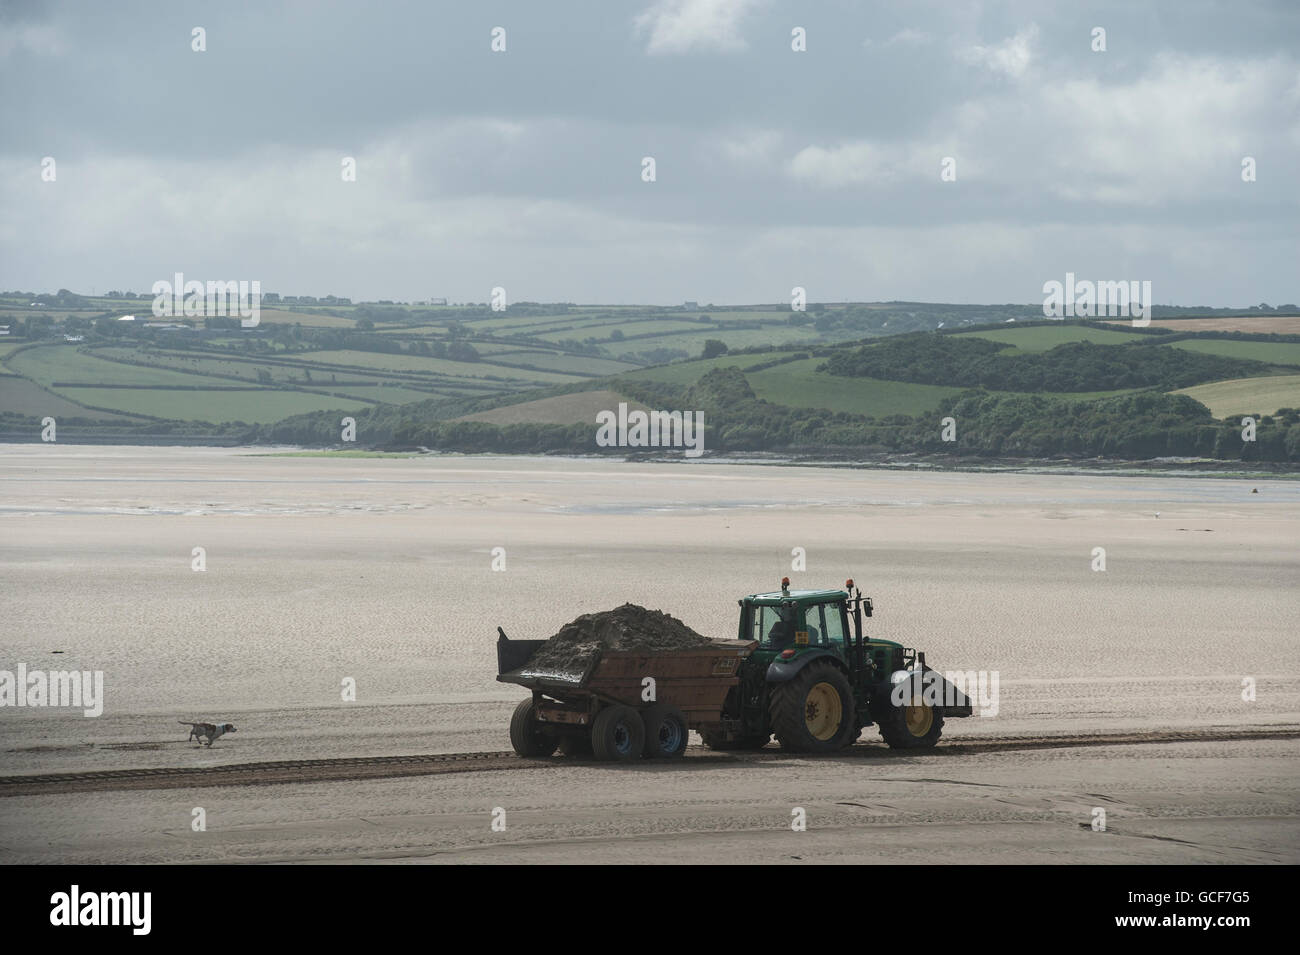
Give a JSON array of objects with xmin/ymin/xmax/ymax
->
[
  {"xmin": 878, "ymin": 701, "xmax": 945, "ymax": 749},
  {"xmin": 769, "ymin": 662, "xmax": 856, "ymax": 753}
]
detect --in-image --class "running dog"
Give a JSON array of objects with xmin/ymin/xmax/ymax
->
[{"xmin": 178, "ymin": 721, "xmax": 237, "ymax": 747}]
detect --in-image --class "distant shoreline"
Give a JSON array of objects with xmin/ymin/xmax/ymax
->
[{"xmin": 6, "ymin": 441, "xmax": 1295, "ymax": 479}]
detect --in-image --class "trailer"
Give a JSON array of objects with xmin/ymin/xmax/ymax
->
[{"xmin": 497, "ymin": 626, "xmax": 756, "ymax": 761}]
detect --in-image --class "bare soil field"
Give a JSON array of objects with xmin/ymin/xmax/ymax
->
[{"xmin": 0, "ymin": 446, "xmax": 1296, "ymax": 863}]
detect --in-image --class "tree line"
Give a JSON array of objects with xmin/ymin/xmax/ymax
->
[{"xmin": 821, "ymin": 334, "xmax": 1267, "ymax": 392}]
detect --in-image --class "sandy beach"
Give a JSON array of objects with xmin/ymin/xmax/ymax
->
[{"xmin": 1, "ymin": 445, "xmax": 1297, "ymax": 863}]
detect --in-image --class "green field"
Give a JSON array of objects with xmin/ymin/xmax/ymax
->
[
  {"xmin": 620, "ymin": 353, "xmax": 791, "ymax": 387},
  {"xmin": 254, "ymin": 308, "xmax": 355, "ymax": 327},
  {"xmin": 0, "ymin": 377, "xmax": 127, "ymax": 419},
  {"xmin": 468, "ymin": 314, "xmax": 604, "ymax": 333},
  {"xmin": 54, "ymin": 387, "xmax": 371, "ymax": 422},
  {"xmin": 483, "ymin": 350, "xmax": 637, "ymax": 375},
  {"xmin": 376, "ymin": 324, "xmax": 447, "ymax": 336},
  {"xmin": 533, "ymin": 319, "xmax": 706, "ymax": 343},
  {"xmin": 696, "ymin": 310, "xmax": 788, "ymax": 322},
  {"xmin": 96, "ymin": 348, "xmax": 306, "ymax": 384},
  {"xmin": 656, "ymin": 327, "xmax": 816, "ymax": 353},
  {"xmin": 0, "ymin": 343, "xmax": 444, "ymax": 419},
  {"xmin": 294, "ymin": 349, "xmax": 578, "ymax": 383},
  {"xmin": 746, "ymin": 359, "xmax": 963, "ymax": 416},
  {"xmin": 315, "ymin": 384, "xmax": 440, "ymax": 405},
  {"xmin": 8, "ymin": 345, "xmax": 238, "ymax": 389},
  {"xmin": 1173, "ymin": 375, "xmax": 1300, "ymax": 417},
  {"xmin": 956, "ymin": 324, "xmax": 1146, "ymax": 351},
  {"xmin": 1163, "ymin": 339, "xmax": 1300, "ymax": 367}
]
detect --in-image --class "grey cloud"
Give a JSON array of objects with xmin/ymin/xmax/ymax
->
[{"xmin": 1, "ymin": 0, "xmax": 1296, "ymax": 304}]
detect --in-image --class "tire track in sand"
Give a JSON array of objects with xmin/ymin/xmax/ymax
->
[{"xmin": 2, "ymin": 724, "xmax": 1296, "ymax": 797}]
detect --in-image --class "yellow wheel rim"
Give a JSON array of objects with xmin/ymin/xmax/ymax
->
[
  {"xmin": 804, "ymin": 682, "xmax": 843, "ymax": 741},
  {"xmin": 904, "ymin": 704, "xmax": 934, "ymax": 737}
]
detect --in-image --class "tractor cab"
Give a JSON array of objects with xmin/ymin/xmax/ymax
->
[
  {"xmin": 738, "ymin": 577, "xmax": 900, "ymax": 678},
  {"xmin": 743, "ymin": 588, "xmax": 847, "ymax": 649}
]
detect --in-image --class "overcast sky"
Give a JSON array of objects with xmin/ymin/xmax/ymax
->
[{"xmin": 2, "ymin": 0, "xmax": 1297, "ymax": 305}]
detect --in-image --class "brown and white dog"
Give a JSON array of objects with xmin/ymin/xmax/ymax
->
[{"xmin": 178, "ymin": 721, "xmax": 237, "ymax": 747}]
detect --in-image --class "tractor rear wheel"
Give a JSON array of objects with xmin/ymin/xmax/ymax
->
[
  {"xmin": 591, "ymin": 705, "xmax": 645, "ymax": 762},
  {"xmin": 878, "ymin": 701, "xmax": 945, "ymax": 749},
  {"xmin": 509, "ymin": 698, "xmax": 558, "ymax": 758},
  {"xmin": 769, "ymin": 662, "xmax": 856, "ymax": 753},
  {"xmin": 641, "ymin": 704, "xmax": 689, "ymax": 759}
]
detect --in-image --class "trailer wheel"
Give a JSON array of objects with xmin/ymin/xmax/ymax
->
[
  {"xmin": 878, "ymin": 702, "xmax": 944, "ymax": 749},
  {"xmin": 509, "ymin": 698, "xmax": 558, "ymax": 758},
  {"xmin": 590, "ymin": 705, "xmax": 645, "ymax": 762},
  {"xmin": 769, "ymin": 661, "xmax": 856, "ymax": 753},
  {"xmin": 641, "ymin": 704, "xmax": 688, "ymax": 759}
]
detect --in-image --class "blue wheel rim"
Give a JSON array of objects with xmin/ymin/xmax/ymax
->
[
  {"xmin": 613, "ymin": 722, "xmax": 631, "ymax": 755},
  {"xmin": 658, "ymin": 719, "xmax": 683, "ymax": 753}
]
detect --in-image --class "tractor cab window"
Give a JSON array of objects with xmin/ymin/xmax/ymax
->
[
  {"xmin": 754, "ymin": 605, "xmax": 799, "ymax": 649},
  {"xmin": 803, "ymin": 602, "xmax": 847, "ymax": 647}
]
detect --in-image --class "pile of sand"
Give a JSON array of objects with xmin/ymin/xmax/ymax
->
[{"xmin": 524, "ymin": 603, "xmax": 712, "ymax": 676}]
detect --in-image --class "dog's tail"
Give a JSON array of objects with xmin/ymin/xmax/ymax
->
[{"xmin": 178, "ymin": 721, "xmax": 197, "ymax": 726}]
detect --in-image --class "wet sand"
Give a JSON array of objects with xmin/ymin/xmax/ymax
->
[{"xmin": 1, "ymin": 446, "xmax": 1297, "ymax": 863}]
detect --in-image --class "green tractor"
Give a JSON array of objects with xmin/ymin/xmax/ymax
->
[{"xmin": 700, "ymin": 578, "xmax": 973, "ymax": 753}]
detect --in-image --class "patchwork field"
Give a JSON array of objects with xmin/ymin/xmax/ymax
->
[
  {"xmin": 9, "ymin": 345, "xmax": 236, "ymax": 389},
  {"xmin": 618, "ymin": 349, "xmax": 1142, "ymax": 419},
  {"xmin": 4, "ymin": 301, "xmax": 1297, "ymax": 443}
]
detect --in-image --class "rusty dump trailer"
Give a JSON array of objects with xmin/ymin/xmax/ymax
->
[{"xmin": 497, "ymin": 627, "xmax": 755, "ymax": 761}]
